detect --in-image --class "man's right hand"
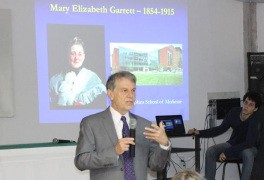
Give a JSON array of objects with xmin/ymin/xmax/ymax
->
[
  {"xmin": 115, "ymin": 137, "xmax": 135, "ymax": 155},
  {"xmin": 187, "ymin": 128, "xmax": 200, "ymax": 135}
]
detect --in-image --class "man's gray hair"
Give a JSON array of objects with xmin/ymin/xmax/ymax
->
[{"xmin": 106, "ymin": 71, "xmax": 136, "ymax": 91}]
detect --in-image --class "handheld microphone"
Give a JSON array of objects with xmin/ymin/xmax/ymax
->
[
  {"xmin": 52, "ymin": 138, "xmax": 76, "ymax": 143},
  {"xmin": 129, "ymin": 118, "xmax": 137, "ymax": 157}
]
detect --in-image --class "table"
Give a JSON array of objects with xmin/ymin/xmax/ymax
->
[
  {"xmin": 0, "ymin": 142, "xmax": 90, "ymax": 180},
  {"xmin": 157, "ymin": 134, "xmax": 201, "ymax": 180}
]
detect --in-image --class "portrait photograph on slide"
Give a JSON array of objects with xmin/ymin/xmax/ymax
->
[
  {"xmin": 47, "ymin": 24, "xmax": 107, "ymax": 110},
  {"xmin": 35, "ymin": 0, "xmax": 189, "ymax": 123}
]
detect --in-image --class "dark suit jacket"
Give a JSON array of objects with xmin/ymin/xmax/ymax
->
[{"xmin": 74, "ymin": 107, "xmax": 170, "ymax": 180}]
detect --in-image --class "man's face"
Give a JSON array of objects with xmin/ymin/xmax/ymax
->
[
  {"xmin": 69, "ymin": 44, "xmax": 85, "ymax": 69},
  {"xmin": 108, "ymin": 77, "xmax": 136, "ymax": 115},
  {"xmin": 242, "ymin": 97, "xmax": 258, "ymax": 115}
]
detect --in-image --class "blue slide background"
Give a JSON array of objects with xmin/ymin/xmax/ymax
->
[{"xmin": 35, "ymin": 0, "xmax": 188, "ymax": 123}]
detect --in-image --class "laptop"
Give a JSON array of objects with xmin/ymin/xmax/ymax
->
[{"xmin": 156, "ymin": 115, "xmax": 186, "ymax": 137}]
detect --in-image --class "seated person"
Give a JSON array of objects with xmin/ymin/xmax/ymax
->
[{"xmin": 188, "ymin": 91, "xmax": 262, "ymax": 180}]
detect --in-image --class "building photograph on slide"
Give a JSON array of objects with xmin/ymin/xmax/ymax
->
[
  {"xmin": 110, "ymin": 43, "xmax": 183, "ymax": 86},
  {"xmin": 35, "ymin": 0, "xmax": 188, "ymax": 123}
]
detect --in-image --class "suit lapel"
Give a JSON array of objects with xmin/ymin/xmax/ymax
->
[{"xmin": 101, "ymin": 108, "xmax": 119, "ymax": 146}]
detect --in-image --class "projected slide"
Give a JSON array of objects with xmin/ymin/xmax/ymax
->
[{"xmin": 35, "ymin": 0, "xmax": 188, "ymax": 123}]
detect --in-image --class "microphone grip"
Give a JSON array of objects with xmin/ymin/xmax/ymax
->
[{"xmin": 129, "ymin": 129, "xmax": 136, "ymax": 157}]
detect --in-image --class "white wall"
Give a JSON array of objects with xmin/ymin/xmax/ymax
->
[
  {"xmin": 0, "ymin": 9, "xmax": 14, "ymax": 118},
  {"xmin": 0, "ymin": 0, "xmax": 261, "ymax": 179},
  {"xmin": 0, "ymin": 0, "xmax": 245, "ymax": 144},
  {"xmin": 186, "ymin": 0, "xmax": 244, "ymax": 131},
  {"xmin": 0, "ymin": 0, "xmax": 81, "ymax": 145},
  {"xmin": 169, "ymin": 0, "xmax": 245, "ymax": 178},
  {"xmin": 257, "ymin": 4, "xmax": 264, "ymax": 51}
]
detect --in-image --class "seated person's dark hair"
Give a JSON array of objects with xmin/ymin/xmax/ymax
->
[{"xmin": 243, "ymin": 91, "xmax": 262, "ymax": 109}]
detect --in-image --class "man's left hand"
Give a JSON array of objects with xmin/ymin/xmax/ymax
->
[
  {"xmin": 143, "ymin": 121, "xmax": 169, "ymax": 146},
  {"xmin": 219, "ymin": 153, "xmax": 226, "ymax": 162}
]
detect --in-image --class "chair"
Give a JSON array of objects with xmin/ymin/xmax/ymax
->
[
  {"xmin": 217, "ymin": 106, "xmax": 264, "ymax": 180},
  {"xmin": 217, "ymin": 158, "xmax": 242, "ymax": 180}
]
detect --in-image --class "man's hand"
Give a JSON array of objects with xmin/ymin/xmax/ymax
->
[
  {"xmin": 143, "ymin": 121, "xmax": 169, "ymax": 146},
  {"xmin": 115, "ymin": 137, "xmax": 135, "ymax": 155},
  {"xmin": 219, "ymin": 153, "xmax": 226, "ymax": 162},
  {"xmin": 187, "ymin": 128, "xmax": 200, "ymax": 135}
]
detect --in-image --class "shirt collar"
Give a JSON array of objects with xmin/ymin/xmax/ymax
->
[{"xmin": 110, "ymin": 106, "xmax": 130, "ymax": 124}]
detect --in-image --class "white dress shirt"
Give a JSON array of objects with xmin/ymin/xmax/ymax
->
[{"xmin": 110, "ymin": 106, "xmax": 130, "ymax": 139}]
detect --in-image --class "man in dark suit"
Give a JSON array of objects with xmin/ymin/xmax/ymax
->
[{"xmin": 74, "ymin": 71, "xmax": 171, "ymax": 180}]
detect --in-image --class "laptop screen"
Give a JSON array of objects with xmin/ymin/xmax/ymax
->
[{"xmin": 156, "ymin": 115, "xmax": 186, "ymax": 137}]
